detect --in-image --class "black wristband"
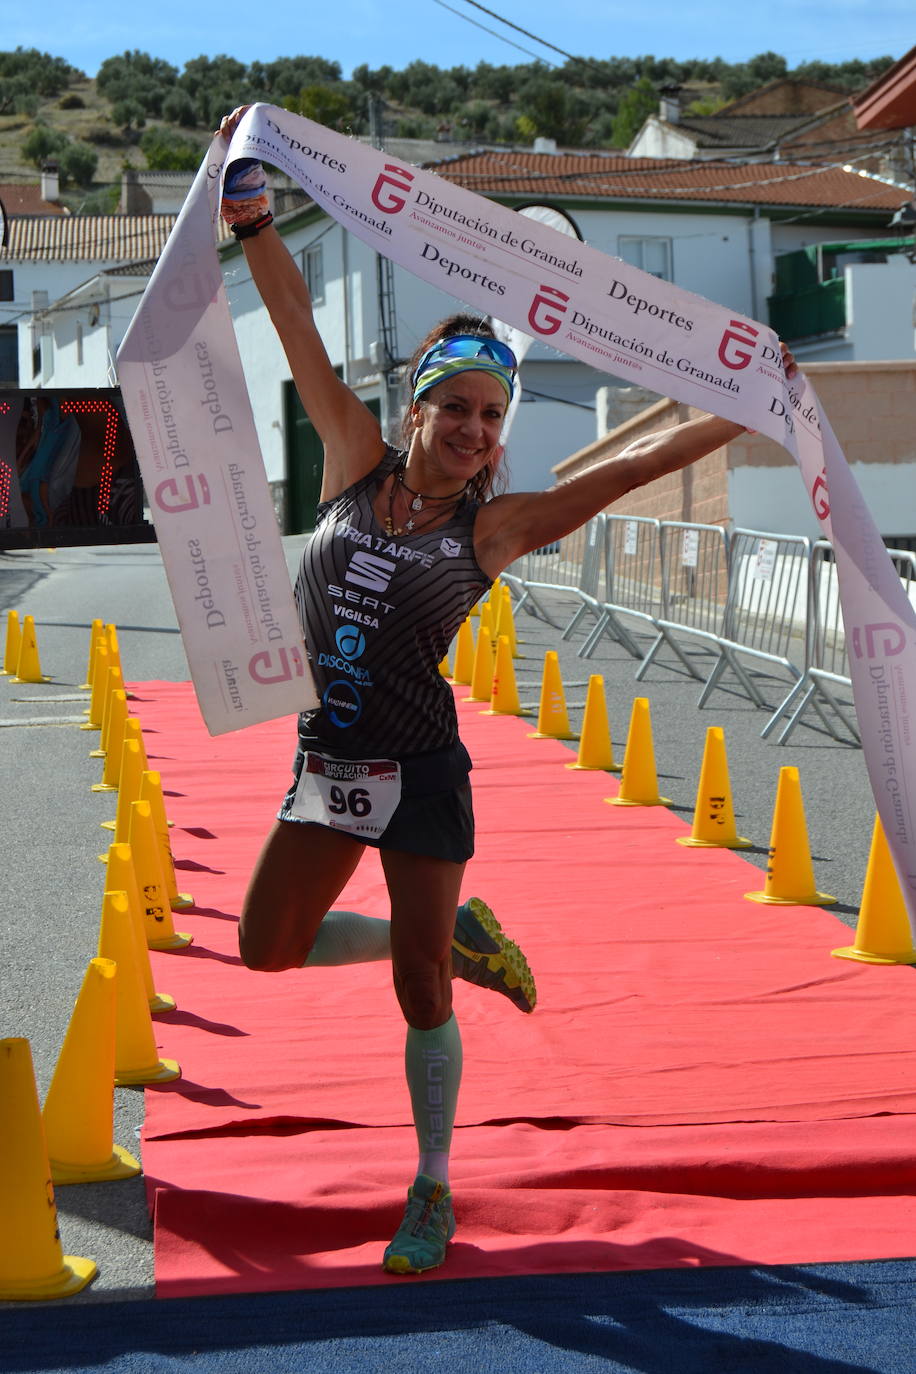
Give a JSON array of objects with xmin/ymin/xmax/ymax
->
[{"xmin": 230, "ymin": 212, "xmax": 273, "ymax": 240}]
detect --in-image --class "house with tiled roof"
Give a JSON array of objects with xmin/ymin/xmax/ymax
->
[
  {"xmin": 628, "ymin": 79, "xmax": 898, "ymax": 178},
  {"xmin": 0, "ymin": 209, "xmax": 177, "ymax": 386}
]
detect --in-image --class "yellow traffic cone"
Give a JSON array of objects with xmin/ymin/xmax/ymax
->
[
  {"xmin": 2, "ymin": 609, "xmax": 21, "ymax": 675},
  {"xmin": 12, "ymin": 615, "xmax": 50, "ymax": 684},
  {"xmin": 128, "ymin": 800, "xmax": 192, "ymax": 949},
  {"xmin": 105, "ymin": 623, "xmax": 123, "ymax": 680},
  {"xmin": 833, "ymin": 814, "xmax": 916, "ymax": 964},
  {"xmin": 43, "ymin": 959, "xmax": 142, "ymax": 1185},
  {"xmin": 497, "ymin": 585, "xmax": 520, "ymax": 657},
  {"xmin": 97, "ymin": 892, "xmax": 180, "ymax": 1085},
  {"xmin": 607, "ymin": 697, "xmax": 670, "ymax": 805},
  {"xmin": 139, "ymin": 770, "xmax": 193, "ymax": 911},
  {"xmin": 104, "ymin": 842, "xmax": 177, "ymax": 1010},
  {"xmin": 486, "ymin": 577, "xmax": 502, "ymax": 624},
  {"xmin": 80, "ymin": 619, "xmax": 105, "ymax": 690},
  {"xmin": 80, "ymin": 643, "xmax": 108, "ymax": 729},
  {"xmin": 90, "ymin": 664, "xmax": 126, "ymax": 758},
  {"xmin": 677, "ymin": 726, "xmax": 751, "ymax": 848},
  {"xmin": 745, "ymin": 766, "xmax": 835, "ymax": 906},
  {"xmin": 485, "ymin": 635, "xmax": 529, "ymax": 716},
  {"xmin": 91, "ymin": 690, "xmax": 128, "ymax": 792},
  {"xmin": 100, "ymin": 736, "xmax": 143, "ymax": 840},
  {"xmin": 438, "ymin": 652, "xmax": 452, "ymax": 678},
  {"xmin": 568, "ymin": 675, "xmax": 619, "ymax": 770},
  {"xmin": 0, "ymin": 1038, "xmax": 96, "ymax": 1299},
  {"xmin": 465, "ymin": 616, "xmax": 495, "ymax": 702},
  {"xmin": 451, "ymin": 618, "xmax": 475, "ymax": 685},
  {"xmin": 529, "ymin": 651, "xmax": 578, "ymax": 741}
]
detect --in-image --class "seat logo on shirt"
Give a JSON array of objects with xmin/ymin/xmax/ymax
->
[{"xmin": 345, "ymin": 550, "xmax": 397, "ymax": 593}]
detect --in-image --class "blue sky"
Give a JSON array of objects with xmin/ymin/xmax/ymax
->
[{"xmin": 6, "ymin": 1, "xmax": 913, "ymax": 79}]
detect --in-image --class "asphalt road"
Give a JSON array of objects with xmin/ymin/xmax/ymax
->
[{"xmin": 0, "ymin": 537, "xmax": 880, "ymax": 1307}]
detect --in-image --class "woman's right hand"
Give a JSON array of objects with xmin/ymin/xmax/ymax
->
[{"xmin": 215, "ymin": 105, "xmax": 253, "ymax": 141}]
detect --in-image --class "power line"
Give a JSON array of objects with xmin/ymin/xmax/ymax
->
[
  {"xmin": 452, "ymin": 0, "xmax": 589, "ymax": 66},
  {"xmin": 432, "ymin": 0, "xmax": 555, "ymax": 65}
]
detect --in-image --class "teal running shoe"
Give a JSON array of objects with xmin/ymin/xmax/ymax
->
[
  {"xmin": 452, "ymin": 897, "xmax": 537, "ymax": 1014},
  {"xmin": 383, "ymin": 1174, "xmax": 456, "ymax": 1275}
]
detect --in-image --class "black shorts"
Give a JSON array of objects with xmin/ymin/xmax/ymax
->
[{"xmin": 277, "ymin": 739, "xmax": 475, "ymax": 864}]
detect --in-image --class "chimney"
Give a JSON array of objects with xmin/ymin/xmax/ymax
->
[
  {"xmin": 40, "ymin": 160, "xmax": 60, "ymax": 203},
  {"xmin": 659, "ymin": 85, "xmax": 682, "ymax": 125},
  {"xmin": 533, "ymin": 136, "xmax": 558, "ymax": 154}
]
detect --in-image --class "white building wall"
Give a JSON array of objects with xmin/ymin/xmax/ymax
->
[{"xmin": 729, "ymin": 460, "xmax": 916, "ymax": 543}]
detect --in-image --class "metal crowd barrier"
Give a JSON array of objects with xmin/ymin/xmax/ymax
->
[
  {"xmin": 506, "ymin": 513, "xmax": 915, "ymax": 747},
  {"xmin": 635, "ymin": 521, "xmax": 730, "ymax": 682},
  {"xmin": 762, "ymin": 542, "xmax": 916, "ymax": 744},
  {"xmin": 579, "ymin": 514, "xmax": 663, "ymax": 660}
]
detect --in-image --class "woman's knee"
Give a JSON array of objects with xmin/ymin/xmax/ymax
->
[{"xmin": 394, "ymin": 961, "xmax": 452, "ymax": 1028}]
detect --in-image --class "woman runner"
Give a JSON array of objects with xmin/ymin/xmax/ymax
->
[{"xmin": 218, "ymin": 106, "xmax": 796, "ymax": 1275}]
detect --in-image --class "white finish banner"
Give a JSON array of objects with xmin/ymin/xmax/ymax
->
[
  {"xmin": 118, "ymin": 104, "xmax": 916, "ymax": 927},
  {"xmin": 117, "ymin": 156, "xmax": 316, "ymax": 736}
]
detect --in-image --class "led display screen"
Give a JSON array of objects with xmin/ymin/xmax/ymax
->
[{"xmin": 0, "ymin": 388, "xmax": 155, "ymax": 548}]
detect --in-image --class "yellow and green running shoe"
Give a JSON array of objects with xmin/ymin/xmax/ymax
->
[
  {"xmin": 383, "ymin": 1175, "xmax": 456, "ymax": 1275},
  {"xmin": 452, "ymin": 897, "xmax": 537, "ymax": 1014}
]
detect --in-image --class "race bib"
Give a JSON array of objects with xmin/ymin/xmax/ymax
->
[{"xmin": 289, "ymin": 753, "xmax": 401, "ymax": 839}]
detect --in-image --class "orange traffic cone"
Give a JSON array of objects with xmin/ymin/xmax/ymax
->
[
  {"xmin": 568, "ymin": 675, "xmax": 618, "ymax": 771},
  {"xmin": 529, "ymin": 652, "xmax": 577, "ymax": 740},
  {"xmin": 139, "ymin": 770, "xmax": 193, "ymax": 910},
  {"xmin": 607, "ymin": 697, "xmax": 669, "ymax": 805},
  {"xmin": 100, "ymin": 736, "xmax": 144, "ymax": 841},
  {"xmin": 104, "ymin": 842, "xmax": 176, "ymax": 1010},
  {"xmin": 0, "ymin": 1038, "xmax": 96, "ymax": 1299},
  {"xmin": 833, "ymin": 814, "xmax": 916, "ymax": 964},
  {"xmin": 97, "ymin": 892, "xmax": 180, "ymax": 1085},
  {"xmin": 12, "ymin": 615, "xmax": 50, "ymax": 684},
  {"xmin": 497, "ymin": 585, "xmax": 520, "ymax": 657},
  {"xmin": 128, "ymin": 800, "xmax": 192, "ymax": 949},
  {"xmin": 2, "ymin": 609, "xmax": 21, "ymax": 675},
  {"xmin": 90, "ymin": 665, "xmax": 126, "ymax": 758},
  {"xmin": 677, "ymin": 727, "xmax": 751, "ymax": 848},
  {"xmin": 745, "ymin": 766, "xmax": 835, "ymax": 906},
  {"xmin": 43, "ymin": 959, "xmax": 142, "ymax": 1184}
]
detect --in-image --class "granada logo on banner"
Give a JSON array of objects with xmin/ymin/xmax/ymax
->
[{"xmin": 117, "ymin": 104, "xmax": 916, "ymax": 931}]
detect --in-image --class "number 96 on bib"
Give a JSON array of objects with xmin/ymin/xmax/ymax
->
[{"xmin": 290, "ymin": 753, "xmax": 402, "ymax": 839}]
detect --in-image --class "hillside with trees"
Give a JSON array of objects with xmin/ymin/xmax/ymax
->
[{"xmin": 0, "ymin": 45, "xmax": 897, "ymax": 212}]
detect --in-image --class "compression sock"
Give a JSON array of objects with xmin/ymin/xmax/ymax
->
[
  {"xmin": 303, "ymin": 910, "xmax": 391, "ymax": 966},
  {"xmin": 404, "ymin": 1012, "xmax": 463, "ymax": 1186}
]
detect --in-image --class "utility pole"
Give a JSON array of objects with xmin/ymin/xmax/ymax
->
[{"xmin": 368, "ymin": 95, "xmax": 401, "ymax": 443}]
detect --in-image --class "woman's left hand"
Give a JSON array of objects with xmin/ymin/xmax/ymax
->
[{"xmin": 779, "ymin": 340, "xmax": 798, "ymax": 379}]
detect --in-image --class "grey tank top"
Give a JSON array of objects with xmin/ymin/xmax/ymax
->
[{"xmin": 294, "ymin": 447, "xmax": 492, "ymax": 757}]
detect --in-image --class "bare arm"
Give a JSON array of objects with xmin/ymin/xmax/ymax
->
[
  {"xmin": 236, "ymin": 227, "xmax": 384, "ymax": 498},
  {"xmin": 475, "ymin": 412, "xmax": 745, "ymax": 577},
  {"xmin": 218, "ymin": 107, "xmax": 384, "ymax": 499}
]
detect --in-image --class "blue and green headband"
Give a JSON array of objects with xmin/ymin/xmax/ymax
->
[{"xmin": 411, "ymin": 334, "xmax": 518, "ymax": 405}]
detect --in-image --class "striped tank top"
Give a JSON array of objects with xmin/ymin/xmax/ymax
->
[{"xmin": 294, "ymin": 447, "xmax": 491, "ymax": 757}]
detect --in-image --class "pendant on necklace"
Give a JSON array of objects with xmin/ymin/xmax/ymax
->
[
  {"xmin": 410, "ymin": 495, "xmax": 423, "ymax": 512},
  {"xmin": 405, "ymin": 518, "xmax": 415, "ymax": 531}
]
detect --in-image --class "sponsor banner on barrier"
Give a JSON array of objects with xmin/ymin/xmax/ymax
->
[
  {"xmin": 118, "ymin": 104, "xmax": 916, "ymax": 926},
  {"xmin": 117, "ymin": 154, "xmax": 317, "ymax": 736}
]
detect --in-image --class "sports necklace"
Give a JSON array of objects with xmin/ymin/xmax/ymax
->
[{"xmin": 383, "ymin": 464, "xmax": 468, "ymax": 537}]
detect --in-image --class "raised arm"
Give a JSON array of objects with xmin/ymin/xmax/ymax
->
[
  {"xmin": 218, "ymin": 109, "xmax": 384, "ymax": 499},
  {"xmin": 476, "ymin": 413, "xmax": 745, "ymax": 575}
]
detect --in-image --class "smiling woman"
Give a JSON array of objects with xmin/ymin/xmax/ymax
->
[{"xmin": 214, "ymin": 101, "xmax": 789, "ymax": 1281}]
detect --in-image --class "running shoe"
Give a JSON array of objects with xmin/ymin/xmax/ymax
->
[
  {"xmin": 452, "ymin": 896, "xmax": 537, "ymax": 1014},
  {"xmin": 383, "ymin": 1174, "xmax": 455, "ymax": 1275}
]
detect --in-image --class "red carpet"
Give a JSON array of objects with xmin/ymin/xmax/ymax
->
[{"xmin": 134, "ymin": 681, "xmax": 916, "ymax": 1297}]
